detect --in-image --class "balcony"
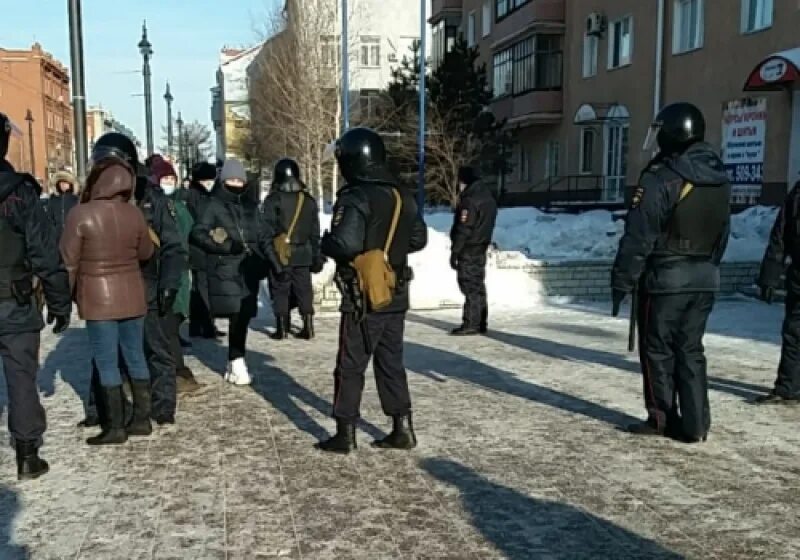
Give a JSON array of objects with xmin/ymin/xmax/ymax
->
[
  {"xmin": 430, "ymin": 0, "xmax": 463, "ymax": 24},
  {"xmin": 492, "ymin": 90, "xmax": 562, "ymax": 126},
  {"xmin": 492, "ymin": 0, "xmax": 565, "ymax": 50}
]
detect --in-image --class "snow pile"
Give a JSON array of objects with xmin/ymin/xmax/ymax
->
[{"xmin": 428, "ymin": 206, "xmax": 778, "ymax": 263}]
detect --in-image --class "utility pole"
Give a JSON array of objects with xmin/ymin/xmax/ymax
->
[
  {"xmin": 25, "ymin": 110, "xmax": 36, "ymax": 176},
  {"xmin": 67, "ymin": 0, "xmax": 88, "ymax": 183},
  {"xmin": 138, "ymin": 21, "xmax": 154, "ymax": 156},
  {"xmin": 341, "ymin": 0, "xmax": 349, "ymax": 132},
  {"xmin": 417, "ymin": 0, "xmax": 427, "ymax": 213},
  {"xmin": 164, "ymin": 82, "xmax": 174, "ymax": 157}
]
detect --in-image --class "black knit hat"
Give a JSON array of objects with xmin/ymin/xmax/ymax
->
[
  {"xmin": 192, "ymin": 162, "xmax": 217, "ymax": 182},
  {"xmin": 458, "ymin": 166, "xmax": 479, "ymax": 186}
]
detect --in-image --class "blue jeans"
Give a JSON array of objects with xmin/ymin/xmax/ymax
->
[{"xmin": 86, "ymin": 318, "xmax": 149, "ymax": 387}]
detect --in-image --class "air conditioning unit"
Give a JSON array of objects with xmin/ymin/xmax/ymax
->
[{"xmin": 586, "ymin": 13, "xmax": 606, "ymax": 37}]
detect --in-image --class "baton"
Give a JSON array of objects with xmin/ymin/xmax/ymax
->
[{"xmin": 628, "ymin": 288, "xmax": 638, "ymax": 353}]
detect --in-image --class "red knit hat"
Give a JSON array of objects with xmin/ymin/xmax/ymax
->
[{"xmin": 150, "ymin": 158, "xmax": 177, "ymax": 183}]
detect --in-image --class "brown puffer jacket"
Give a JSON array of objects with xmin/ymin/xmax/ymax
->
[{"xmin": 59, "ymin": 164, "xmax": 154, "ymax": 320}]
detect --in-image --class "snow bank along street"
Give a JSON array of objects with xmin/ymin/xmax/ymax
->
[{"xmin": 1, "ymin": 299, "xmax": 797, "ymax": 559}]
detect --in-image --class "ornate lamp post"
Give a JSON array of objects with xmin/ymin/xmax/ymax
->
[{"xmin": 138, "ymin": 21, "xmax": 154, "ymax": 156}]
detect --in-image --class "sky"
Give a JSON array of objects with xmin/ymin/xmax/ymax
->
[{"xmin": 0, "ymin": 0, "xmax": 281, "ymax": 149}]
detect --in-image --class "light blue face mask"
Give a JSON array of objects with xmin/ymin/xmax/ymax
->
[{"xmin": 160, "ymin": 182, "xmax": 176, "ymax": 196}]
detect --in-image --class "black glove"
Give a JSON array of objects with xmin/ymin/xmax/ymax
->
[
  {"xmin": 47, "ymin": 312, "xmax": 70, "ymax": 334},
  {"xmin": 159, "ymin": 289, "xmax": 178, "ymax": 316},
  {"xmin": 760, "ymin": 285, "xmax": 775, "ymax": 305},
  {"xmin": 311, "ymin": 256, "xmax": 326, "ymax": 274},
  {"xmin": 612, "ymin": 289, "xmax": 627, "ymax": 317},
  {"xmin": 449, "ymin": 253, "xmax": 459, "ymax": 271},
  {"xmin": 229, "ymin": 240, "xmax": 245, "ymax": 255}
]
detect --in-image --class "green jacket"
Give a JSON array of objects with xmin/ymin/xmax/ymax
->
[{"xmin": 168, "ymin": 193, "xmax": 194, "ymax": 318}]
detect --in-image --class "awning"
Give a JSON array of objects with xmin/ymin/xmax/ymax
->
[
  {"xmin": 744, "ymin": 47, "xmax": 800, "ymax": 91},
  {"xmin": 573, "ymin": 103, "xmax": 630, "ymax": 125}
]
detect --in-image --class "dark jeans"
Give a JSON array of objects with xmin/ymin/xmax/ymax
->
[
  {"xmin": 189, "ymin": 271, "xmax": 215, "ymax": 336},
  {"xmin": 145, "ymin": 309, "xmax": 176, "ymax": 419},
  {"xmin": 333, "ymin": 312, "xmax": 411, "ymax": 421},
  {"xmin": 86, "ymin": 318, "xmax": 149, "ymax": 387},
  {"xmin": 0, "ymin": 332, "xmax": 45, "ymax": 444},
  {"xmin": 167, "ymin": 313, "xmax": 189, "ymax": 376},
  {"xmin": 229, "ymin": 311, "xmax": 251, "ymax": 361},
  {"xmin": 775, "ymin": 292, "xmax": 800, "ymax": 398},
  {"xmin": 457, "ymin": 253, "xmax": 488, "ymax": 329},
  {"xmin": 271, "ymin": 266, "xmax": 314, "ymax": 315},
  {"xmin": 638, "ymin": 292, "xmax": 714, "ymax": 439}
]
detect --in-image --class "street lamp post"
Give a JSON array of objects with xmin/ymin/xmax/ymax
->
[
  {"xmin": 164, "ymin": 82, "xmax": 174, "ymax": 158},
  {"xmin": 341, "ymin": 0, "xmax": 349, "ymax": 132},
  {"xmin": 417, "ymin": 0, "xmax": 427, "ymax": 213},
  {"xmin": 176, "ymin": 111, "xmax": 184, "ymax": 176},
  {"xmin": 25, "ymin": 110, "xmax": 35, "ymax": 176},
  {"xmin": 67, "ymin": 0, "xmax": 89, "ymax": 183},
  {"xmin": 138, "ymin": 21, "xmax": 154, "ymax": 156}
]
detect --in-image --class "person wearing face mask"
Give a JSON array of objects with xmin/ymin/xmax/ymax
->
[
  {"xmin": 449, "ymin": 165, "xmax": 498, "ymax": 336},
  {"xmin": 190, "ymin": 159, "xmax": 282, "ymax": 385},
  {"xmin": 150, "ymin": 159, "xmax": 201, "ymax": 394},
  {"xmin": 186, "ymin": 162, "xmax": 221, "ymax": 339},
  {"xmin": 45, "ymin": 171, "xmax": 79, "ymax": 241}
]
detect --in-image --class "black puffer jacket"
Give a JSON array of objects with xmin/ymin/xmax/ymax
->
[
  {"xmin": 185, "ymin": 181, "xmax": 217, "ymax": 271},
  {"xmin": 45, "ymin": 192, "xmax": 79, "ymax": 240},
  {"xmin": 0, "ymin": 161, "xmax": 71, "ymax": 335},
  {"xmin": 759, "ymin": 180, "xmax": 800, "ymax": 294},
  {"xmin": 612, "ymin": 142, "xmax": 731, "ymax": 294},
  {"xmin": 190, "ymin": 183, "xmax": 280, "ymax": 318},
  {"xmin": 450, "ymin": 180, "xmax": 498, "ymax": 256},
  {"xmin": 322, "ymin": 181, "xmax": 427, "ymax": 314},
  {"xmin": 260, "ymin": 179, "xmax": 321, "ymax": 267}
]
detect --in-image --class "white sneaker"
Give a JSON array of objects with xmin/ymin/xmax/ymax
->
[{"xmin": 227, "ymin": 358, "xmax": 251, "ymax": 386}]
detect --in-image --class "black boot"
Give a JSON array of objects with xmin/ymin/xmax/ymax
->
[
  {"xmin": 77, "ymin": 408, "xmax": 101, "ymax": 428},
  {"xmin": 753, "ymin": 391, "xmax": 800, "ymax": 405},
  {"xmin": 87, "ymin": 386, "xmax": 128, "ymax": 445},
  {"xmin": 271, "ymin": 315, "xmax": 290, "ymax": 340},
  {"xmin": 127, "ymin": 380, "xmax": 152, "ymax": 437},
  {"xmin": 16, "ymin": 440, "xmax": 49, "ymax": 481},
  {"xmin": 316, "ymin": 420, "xmax": 357, "ymax": 454},
  {"xmin": 450, "ymin": 325, "xmax": 480, "ymax": 336},
  {"xmin": 626, "ymin": 419, "xmax": 665, "ymax": 437},
  {"xmin": 372, "ymin": 414, "xmax": 417, "ymax": 450},
  {"xmin": 480, "ymin": 308, "xmax": 488, "ymax": 334},
  {"xmin": 298, "ymin": 314, "xmax": 315, "ymax": 340}
]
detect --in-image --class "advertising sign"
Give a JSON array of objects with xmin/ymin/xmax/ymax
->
[{"xmin": 721, "ymin": 98, "xmax": 767, "ymax": 202}]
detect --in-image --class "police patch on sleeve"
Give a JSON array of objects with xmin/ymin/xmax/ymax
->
[
  {"xmin": 459, "ymin": 209, "xmax": 469, "ymax": 223},
  {"xmin": 332, "ymin": 207, "xmax": 344, "ymax": 227},
  {"xmin": 631, "ymin": 186, "xmax": 644, "ymax": 208}
]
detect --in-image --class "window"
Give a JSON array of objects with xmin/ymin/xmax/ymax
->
[
  {"xmin": 432, "ymin": 20, "xmax": 458, "ymax": 68},
  {"xmin": 360, "ymin": 37, "xmax": 380, "ymax": 67},
  {"xmin": 673, "ymin": 0, "xmax": 704, "ymax": 53},
  {"xmin": 359, "ymin": 89, "xmax": 381, "ymax": 121},
  {"xmin": 47, "ymin": 112, "xmax": 54, "ymax": 130},
  {"xmin": 482, "ymin": 1, "xmax": 492, "ymax": 37},
  {"xmin": 322, "ymin": 35, "xmax": 339, "ymax": 67},
  {"xmin": 493, "ymin": 48, "xmax": 513, "ymax": 97},
  {"xmin": 741, "ymin": 0, "xmax": 773, "ymax": 33},
  {"xmin": 580, "ymin": 128, "xmax": 595, "ymax": 174},
  {"xmin": 582, "ymin": 34, "xmax": 598, "ymax": 77},
  {"xmin": 467, "ymin": 12, "xmax": 476, "ymax": 47},
  {"xmin": 496, "ymin": 0, "xmax": 530, "ymax": 20},
  {"xmin": 546, "ymin": 141, "xmax": 560, "ymax": 179},
  {"xmin": 518, "ymin": 145, "xmax": 532, "ymax": 182},
  {"xmin": 608, "ymin": 16, "xmax": 633, "ymax": 69},
  {"xmin": 494, "ymin": 35, "xmax": 562, "ymax": 97},
  {"xmin": 535, "ymin": 35, "xmax": 562, "ymax": 90}
]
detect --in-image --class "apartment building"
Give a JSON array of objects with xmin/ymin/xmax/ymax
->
[
  {"xmin": 430, "ymin": 0, "xmax": 800, "ymax": 207},
  {"xmin": 0, "ymin": 43, "xmax": 73, "ymax": 182}
]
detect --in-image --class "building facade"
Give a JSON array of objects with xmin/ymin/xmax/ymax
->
[
  {"xmin": 0, "ymin": 43, "xmax": 73, "ymax": 182},
  {"xmin": 430, "ymin": 0, "xmax": 800, "ymax": 207},
  {"xmin": 212, "ymin": 46, "xmax": 261, "ymax": 163},
  {"xmin": 87, "ymin": 106, "xmax": 142, "ymax": 159}
]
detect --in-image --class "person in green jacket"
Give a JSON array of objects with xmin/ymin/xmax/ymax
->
[{"xmin": 150, "ymin": 158, "xmax": 201, "ymax": 394}]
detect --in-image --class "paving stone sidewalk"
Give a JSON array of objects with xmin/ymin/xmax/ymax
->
[{"xmin": 0, "ymin": 299, "xmax": 797, "ymax": 559}]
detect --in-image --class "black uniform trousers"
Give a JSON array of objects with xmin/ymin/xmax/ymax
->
[
  {"xmin": 145, "ymin": 309, "xmax": 176, "ymax": 419},
  {"xmin": 637, "ymin": 292, "xmax": 714, "ymax": 440},
  {"xmin": 457, "ymin": 253, "xmax": 488, "ymax": 329},
  {"xmin": 0, "ymin": 332, "xmax": 45, "ymax": 444},
  {"xmin": 189, "ymin": 271, "xmax": 215, "ymax": 336},
  {"xmin": 775, "ymin": 292, "xmax": 800, "ymax": 398},
  {"xmin": 271, "ymin": 266, "xmax": 314, "ymax": 316},
  {"xmin": 166, "ymin": 313, "xmax": 191, "ymax": 378},
  {"xmin": 332, "ymin": 311, "xmax": 411, "ymax": 421}
]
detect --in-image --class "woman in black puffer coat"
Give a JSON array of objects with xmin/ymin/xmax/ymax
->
[{"xmin": 189, "ymin": 159, "xmax": 281, "ymax": 385}]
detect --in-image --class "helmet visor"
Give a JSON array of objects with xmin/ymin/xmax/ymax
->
[
  {"xmin": 89, "ymin": 145, "xmax": 135, "ymax": 170},
  {"xmin": 643, "ymin": 122, "xmax": 661, "ymax": 153}
]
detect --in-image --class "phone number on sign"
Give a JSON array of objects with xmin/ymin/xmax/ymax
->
[{"xmin": 724, "ymin": 163, "xmax": 763, "ymax": 185}]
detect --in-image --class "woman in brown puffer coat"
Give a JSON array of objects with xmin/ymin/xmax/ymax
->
[{"xmin": 60, "ymin": 134, "xmax": 154, "ymax": 446}]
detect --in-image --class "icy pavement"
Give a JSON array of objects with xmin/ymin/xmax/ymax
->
[{"xmin": 0, "ymin": 298, "xmax": 797, "ymax": 559}]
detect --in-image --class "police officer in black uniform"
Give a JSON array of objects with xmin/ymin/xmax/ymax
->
[
  {"xmin": 261, "ymin": 158, "xmax": 323, "ymax": 340},
  {"xmin": 755, "ymin": 177, "xmax": 800, "ymax": 404},
  {"xmin": 449, "ymin": 165, "xmax": 497, "ymax": 336},
  {"xmin": 611, "ymin": 102, "xmax": 730, "ymax": 443},
  {"xmin": 0, "ymin": 112, "xmax": 71, "ymax": 480},
  {"xmin": 317, "ymin": 127, "xmax": 427, "ymax": 454},
  {"xmin": 136, "ymin": 154, "xmax": 187, "ymax": 424}
]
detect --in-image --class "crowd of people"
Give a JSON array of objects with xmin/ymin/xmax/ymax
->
[{"xmin": 1, "ymin": 102, "xmax": 798, "ymax": 482}]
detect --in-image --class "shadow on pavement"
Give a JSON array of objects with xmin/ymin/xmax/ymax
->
[
  {"xmin": 37, "ymin": 327, "xmax": 88, "ymax": 405},
  {"xmin": 0, "ymin": 486, "xmax": 29, "ymax": 559},
  {"xmin": 408, "ymin": 314, "xmax": 770, "ymax": 400},
  {"xmin": 405, "ymin": 341, "xmax": 640, "ymax": 429},
  {"xmin": 189, "ymin": 328, "xmax": 386, "ymax": 442},
  {"xmin": 421, "ymin": 458, "xmax": 683, "ymax": 560}
]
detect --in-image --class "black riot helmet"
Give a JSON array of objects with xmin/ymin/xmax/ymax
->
[
  {"xmin": 272, "ymin": 158, "xmax": 302, "ymax": 192},
  {"xmin": 90, "ymin": 132, "xmax": 139, "ymax": 172},
  {"xmin": 644, "ymin": 102, "xmax": 706, "ymax": 156},
  {"xmin": 335, "ymin": 127, "xmax": 391, "ymax": 184},
  {"xmin": 0, "ymin": 112, "xmax": 11, "ymax": 160}
]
